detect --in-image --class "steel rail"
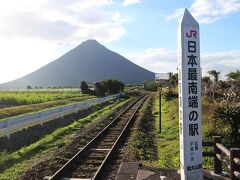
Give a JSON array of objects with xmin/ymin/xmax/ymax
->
[
  {"xmin": 49, "ymin": 95, "xmax": 146, "ymax": 180},
  {"xmin": 92, "ymin": 95, "xmax": 148, "ymax": 179}
]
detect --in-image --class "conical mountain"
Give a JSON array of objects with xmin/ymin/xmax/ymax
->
[{"xmin": 0, "ymin": 40, "xmax": 155, "ymax": 88}]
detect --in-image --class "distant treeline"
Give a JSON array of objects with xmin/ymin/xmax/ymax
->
[
  {"xmin": 143, "ymin": 81, "xmax": 158, "ymax": 92},
  {"xmin": 80, "ymin": 79, "xmax": 124, "ymax": 97}
]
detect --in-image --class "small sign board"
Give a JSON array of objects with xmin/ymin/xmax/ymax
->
[{"xmin": 178, "ymin": 9, "xmax": 203, "ymax": 180}]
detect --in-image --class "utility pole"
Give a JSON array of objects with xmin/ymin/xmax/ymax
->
[{"xmin": 159, "ymin": 88, "xmax": 162, "ymax": 133}]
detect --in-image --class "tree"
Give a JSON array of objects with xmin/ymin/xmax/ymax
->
[
  {"xmin": 208, "ymin": 70, "xmax": 221, "ymax": 99},
  {"xmin": 214, "ymin": 105, "xmax": 240, "ymax": 146},
  {"xmin": 119, "ymin": 81, "xmax": 124, "ymax": 92},
  {"xmin": 81, "ymin": 79, "xmax": 124, "ymax": 97},
  {"xmin": 202, "ymin": 76, "xmax": 211, "ymax": 96},
  {"xmin": 143, "ymin": 81, "xmax": 157, "ymax": 91},
  {"xmin": 80, "ymin": 81, "xmax": 89, "ymax": 94},
  {"xmin": 101, "ymin": 79, "xmax": 124, "ymax": 95},
  {"xmin": 208, "ymin": 70, "xmax": 221, "ymax": 82},
  {"xmin": 168, "ymin": 72, "xmax": 178, "ymax": 89},
  {"xmin": 95, "ymin": 82, "xmax": 105, "ymax": 97},
  {"xmin": 26, "ymin": 85, "xmax": 32, "ymax": 89},
  {"xmin": 168, "ymin": 72, "xmax": 173, "ymax": 88},
  {"xmin": 226, "ymin": 69, "xmax": 240, "ymax": 82},
  {"xmin": 226, "ymin": 69, "xmax": 240, "ymax": 98}
]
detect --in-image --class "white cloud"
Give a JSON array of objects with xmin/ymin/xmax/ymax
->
[
  {"xmin": 166, "ymin": 0, "xmax": 240, "ymax": 23},
  {"xmin": 0, "ymin": 1, "xmax": 124, "ymax": 43},
  {"xmin": 69, "ymin": 0, "xmax": 113, "ymax": 12},
  {"xmin": 201, "ymin": 51, "xmax": 240, "ymax": 78},
  {"xmin": 1, "ymin": 11, "xmax": 78, "ymax": 41},
  {"xmin": 112, "ymin": 12, "xmax": 134, "ymax": 23},
  {"xmin": 122, "ymin": 0, "xmax": 140, "ymax": 6},
  {"xmin": 0, "ymin": 0, "xmax": 130, "ymax": 83},
  {"xmin": 125, "ymin": 48, "xmax": 240, "ymax": 78},
  {"xmin": 166, "ymin": 8, "xmax": 185, "ymax": 21},
  {"xmin": 125, "ymin": 48, "xmax": 177, "ymax": 73}
]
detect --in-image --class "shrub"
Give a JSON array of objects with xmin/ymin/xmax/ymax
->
[
  {"xmin": 143, "ymin": 81, "xmax": 157, "ymax": 92},
  {"xmin": 214, "ymin": 105, "xmax": 240, "ymax": 146},
  {"xmin": 80, "ymin": 81, "xmax": 89, "ymax": 94},
  {"xmin": 80, "ymin": 79, "xmax": 124, "ymax": 97},
  {"xmin": 163, "ymin": 90, "xmax": 178, "ymax": 101}
]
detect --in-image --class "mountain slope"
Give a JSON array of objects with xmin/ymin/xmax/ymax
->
[{"xmin": 0, "ymin": 40, "xmax": 155, "ymax": 88}]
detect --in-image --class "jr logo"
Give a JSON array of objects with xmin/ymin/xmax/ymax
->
[{"xmin": 186, "ymin": 30, "xmax": 197, "ymax": 38}]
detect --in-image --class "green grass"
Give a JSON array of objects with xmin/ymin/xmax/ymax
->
[
  {"xmin": 152, "ymin": 92, "xmax": 180, "ymax": 169},
  {"xmin": 0, "ymin": 95, "xmax": 95, "ymax": 120},
  {"xmin": 124, "ymin": 85, "xmax": 142, "ymax": 93},
  {"xmin": 0, "ymin": 91, "xmax": 84, "ymax": 105},
  {"xmin": 152, "ymin": 92, "xmax": 223, "ymax": 170},
  {"xmin": 136, "ymin": 96, "xmax": 157, "ymax": 161},
  {"xmin": 0, "ymin": 98, "xmax": 130, "ymax": 180}
]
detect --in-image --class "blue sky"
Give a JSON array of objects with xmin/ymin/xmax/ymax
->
[
  {"xmin": 109, "ymin": 0, "xmax": 240, "ymax": 52},
  {"xmin": 0, "ymin": 0, "xmax": 239, "ymax": 84}
]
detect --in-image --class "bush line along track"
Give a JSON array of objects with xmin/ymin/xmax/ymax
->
[{"xmin": 47, "ymin": 95, "xmax": 148, "ymax": 180}]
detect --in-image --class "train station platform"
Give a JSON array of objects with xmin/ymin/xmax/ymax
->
[{"xmin": 115, "ymin": 162, "xmax": 228, "ymax": 180}]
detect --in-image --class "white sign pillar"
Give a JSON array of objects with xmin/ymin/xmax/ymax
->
[{"xmin": 178, "ymin": 9, "xmax": 203, "ymax": 180}]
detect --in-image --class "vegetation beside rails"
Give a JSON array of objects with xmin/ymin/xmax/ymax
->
[
  {"xmin": 201, "ymin": 96, "xmax": 236, "ymax": 170},
  {"xmin": 0, "ymin": 98, "xmax": 130, "ymax": 180},
  {"xmin": 152, "ymin": 69, "xmax": 240, "ymax": 171},
  {"xmin": 124, "ymin": 84, "xmax": 142, "ymax": 91},
  {"xmin": 136, "ymin": 96, "xmax": 157, "ymax": 161},
  {"xmin": 151, "ymin": 90, "xmax": 225, "ymax": 170},
  {"xmin": 151, "ymin": 90, "xmax": 217, "ymax": 170},
  {"xmin": 192, "ymin": 95, "xmax": 239, "ymax": 170},
  {"xmin": 0, "ymin": 95, "xmax": 95, "ymax": 120},
  {"xmin": 143, "ymin": 81, "xmax": 158, "ymax": 91},
  {"xmin": 153, "ymin": 91, "xmax": 180, "ymax": 169},
  {"xmin": 126, "ymin": 95, "xmax": 158, "ymax": 163},
  {"xmin": 80, "ymin": 79, "xmax": 124, "ymax": 97}
]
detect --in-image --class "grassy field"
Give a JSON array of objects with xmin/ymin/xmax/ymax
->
[
  {"xmin": 0, "ymin": 90, "xmax": 83, "ymax": 106},
  {"xmin": 0, "ymin": 98, "xmax": 130, "ymax": 180},
  {"xmin": 0, "ymin": 95, "xmax": 95, "ymax": 120}
]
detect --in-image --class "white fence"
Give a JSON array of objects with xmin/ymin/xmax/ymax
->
[{"xmin": 0, "ymin": 93, "xmax": 124, "ymax": 139}]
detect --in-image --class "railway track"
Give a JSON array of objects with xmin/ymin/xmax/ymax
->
[{"xmin": 47, "ymin": 95, "xmax": 148, "ymax": 180}]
